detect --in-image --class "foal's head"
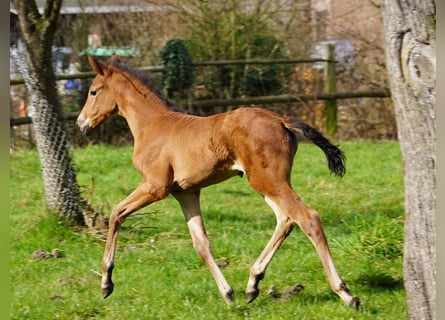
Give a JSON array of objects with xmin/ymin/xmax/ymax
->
[{"xmin": 77, "ymin": 55, "xmax": 120, "ymax": 134}]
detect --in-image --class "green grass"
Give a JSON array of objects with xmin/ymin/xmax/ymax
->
[{"xmin": 10, "ymin": 141, "xmax": 406, "ymax": 319}]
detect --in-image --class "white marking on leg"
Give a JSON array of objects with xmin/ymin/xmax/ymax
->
[
  {"xmin": 265, "ymin": 196, "xmax": 280, "ymax": 218},
  {"xmin": 174, "ymin": 192, "xmax": 234, "ymax": 305}
]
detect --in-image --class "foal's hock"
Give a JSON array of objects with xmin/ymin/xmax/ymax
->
[{"xmin": 77, "ymin": 54, "xmax": 360, "ymax": 309}]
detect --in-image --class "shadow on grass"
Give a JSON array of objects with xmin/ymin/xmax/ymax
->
[
  {"xmin": 222, "ymin": 189, "xmax": 252, "ymax": 196},
  {"xmin": 358, "ymin": 272, "xmax": 403, "ymax": 290}
]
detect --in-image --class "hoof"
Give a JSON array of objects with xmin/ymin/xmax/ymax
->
[
  {"xmin": 349, "ymin": 296, "xmax": 361, "ymax": 310},
  {"xmin": 223, "ymin": 288, "xmax": 235, "ymax": 306},
  {"xmin": 246, "ymin": 289, "xmax": 259, "ymax": 303},
  {"xmin": 102, "ymin": 283, "xmax": 114, "ymax": 299}
]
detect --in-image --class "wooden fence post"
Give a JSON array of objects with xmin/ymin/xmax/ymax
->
[{"xmin": 324, "ymin": 44, "xmax": 337, "ymax": 136}]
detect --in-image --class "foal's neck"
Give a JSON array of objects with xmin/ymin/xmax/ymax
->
[{"xmin": 113, "ymin": 72, "xmax": 171, "ymax": 137}]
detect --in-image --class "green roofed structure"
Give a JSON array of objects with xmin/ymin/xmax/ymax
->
[{"xmin": 80, "ymin": 46, "xmax": 142, "ymax": 57}]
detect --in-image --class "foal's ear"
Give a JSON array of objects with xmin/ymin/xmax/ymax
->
[
  {"xmin": 109, "ymin": 53, "xmax": 121, "ymax": 64},
  {"xmin": 87, "ymin": 55, "xmax": 108, "ymax": 76}
]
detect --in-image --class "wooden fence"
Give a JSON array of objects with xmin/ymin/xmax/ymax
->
[{"xmin": 10, "ymin": 44, "xmax": 390, "ymax": 139}]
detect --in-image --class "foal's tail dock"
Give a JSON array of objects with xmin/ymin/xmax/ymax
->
[{"xmin": 285, "ymin": 120, "xmax": 346, "ymax": 177}]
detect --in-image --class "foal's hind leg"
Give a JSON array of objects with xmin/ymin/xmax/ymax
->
[
  {"xmin": 272, "ymin": 188, "xmax": 360, "ymax": 309},
  {"xmin": 173, "ymin": 191, "xmax": 234, "ymax": 305},
  {"xmin": 246, "ymin": 184, "xmax": 359, "ymax": 308},
  {"xmin": 245, "ymin": 196, "xmax": 295, "ymax": 302}
]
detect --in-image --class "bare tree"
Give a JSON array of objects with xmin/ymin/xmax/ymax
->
[
  {"xmin": 12, "ymin": 0, "xmax": 100, "ymax": 228},
  {"xmin": 380, "ymin": 1, "xmax": 436, "ymax": 319}
]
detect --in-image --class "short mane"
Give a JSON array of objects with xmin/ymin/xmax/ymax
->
[{"xmin": 109, "ymin": 59, "xmax": 187, "ymax": 113}]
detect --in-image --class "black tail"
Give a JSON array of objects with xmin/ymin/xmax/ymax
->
[{"xmin": 285, "ymin": 120, "xmax": 346, "ymax": 177}]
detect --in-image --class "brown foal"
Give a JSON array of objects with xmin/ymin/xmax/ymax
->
[{"xmin": 77, "ymin": 54, "xmax": 359, "ymax": 309}]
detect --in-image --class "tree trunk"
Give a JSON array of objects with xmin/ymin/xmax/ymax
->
[
  {"xmin": 380, "ymin": 1, "xmax": 436, "ymax": 319},
  {"xmin": 12, "ymin": 0, "xmax": 100, "ymax": 228}
]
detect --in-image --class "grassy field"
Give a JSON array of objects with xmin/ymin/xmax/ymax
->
[{"xmin": 10, "ymin": 141, "xmax": 406, "ymax": 319}]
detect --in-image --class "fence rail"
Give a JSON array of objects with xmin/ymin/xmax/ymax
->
[
  {"xmin": 10, "ymin": 58, "xmax": 329, "ymax": 85},
  {"xmin": 10, "ymin": 90, "xmax": 390, "ymax": 127},
  {"xmin": 10, "ymin": 46, "xmax": 390, "ymax": 138}
]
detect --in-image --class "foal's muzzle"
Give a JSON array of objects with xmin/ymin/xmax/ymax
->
[{"xmin": 77, "ymin": 114, "xmax": 92, "ymax": 135}]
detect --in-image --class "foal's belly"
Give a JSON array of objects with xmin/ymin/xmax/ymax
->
[{"xmin": 172, "ymin": 167, "xmax": 243, "ymax": 192}]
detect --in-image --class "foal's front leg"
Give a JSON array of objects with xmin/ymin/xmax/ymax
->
[
  {"xmin": 173, "ymin": 191, "xmax": 234, "ymax": 305},
  {"xmin": 102, "ymin": 183, "xmax": 167, "ymax": 298}
]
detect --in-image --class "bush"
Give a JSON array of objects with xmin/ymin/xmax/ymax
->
[{"xmin": 159, "ymin": 39, "xmax": 194, "ymax": 98}]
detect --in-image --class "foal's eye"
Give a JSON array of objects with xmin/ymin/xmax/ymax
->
[{"xmin": 90, "ymin": 90, "xmax": 97, "ymax": 96}]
